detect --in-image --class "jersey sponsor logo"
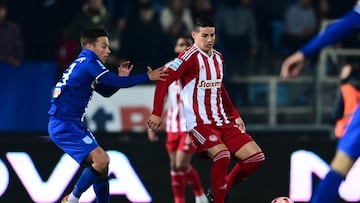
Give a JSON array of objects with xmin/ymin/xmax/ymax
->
[
  {"xmin": 168, "ymin": 58, "xmax": 183, "ymax": 71},
  {"xmin": 198, "ymin": 79, "xmax": 222, "ymax": 89}
]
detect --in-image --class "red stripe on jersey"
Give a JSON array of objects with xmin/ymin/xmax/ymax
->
[{"xmin": 202, "ymin": 54, "xmax": 216, "ymax": 123}]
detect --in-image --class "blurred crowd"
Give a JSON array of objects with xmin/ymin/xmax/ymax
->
[{"xmin": 1, "ymin": 0, "xmax": 359, "ymax": 76}]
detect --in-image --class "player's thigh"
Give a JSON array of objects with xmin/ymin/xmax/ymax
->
[
  {"xmin": 166, "ymin": 132, "xmax": 181, "ymax": 154},
  {"xmin": 49, "ymin": 118, "xmax": 99, "ymax": 164},
  {"xmin": 178, "ymin": 132, "xmax": 196, "ymax": 153},
  {"xmin": 190, "ymin": 125, "xmax": 223, "ymax": 152},
  {"xmin": 338, "ymin": 110, "xmax": 360, "ymax": 160},
  {"xmin": 175, "ymin": 150, "xmax": 192, "ymax": 169},
  {"xmin": 222, "ymin": 126, "xmax": 261, "ymax": 160}
]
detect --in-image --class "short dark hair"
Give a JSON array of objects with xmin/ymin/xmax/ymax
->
[
  {"xmin": 178, "ymin": 36, "xmax": 193, "ymax": 47},
  {"xmin": 80, "ymin": 27, "xmax": 108, "ymax": 48},
  {"xmin": 193, "ymin": 16, "xmax": 215, "ymax": 32}
]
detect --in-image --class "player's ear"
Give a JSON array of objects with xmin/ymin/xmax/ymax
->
[{"xmin": 191, "ymin": 31, "xmax": 196, "ymax": 40}]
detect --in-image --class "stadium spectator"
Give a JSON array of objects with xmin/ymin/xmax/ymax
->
[
  {"xmin": 0, "ymin": 0, "xmax": 24, "ymax": 66},
  {"xmin": 147, "ymin": 36, "xmax": 208, "ymax": 203},
  {"xmin": 159, "ymin": 0, "xmax": 193, "ymax": 42},
  {"xmin": 281, "ymin": 0, "xmax": 317, "ymax": 54},
  {"xmin": 148, "ymin": 16, "xmax": 265, "ymax": 203},
  {"xmin": 331, "ymin": 60, "xmax": 360, "ymax": 138},
  {"xmin": 190, "ymin": 0, "xmax": 214, "ymax": 19},
  {"xmin": 49, "ymin": 27, "xmax": 167, "ymax": 203},
  {"xmin": 57, "ymin": 0, "xmax": 113, "ymax": 70},
  {"xmin": 119, "ymin": 0, "xmax": 168, "ymax": 75},
  {"xmin": 215, "ymin": 0, "xmax": 259, "ymax": 77}
]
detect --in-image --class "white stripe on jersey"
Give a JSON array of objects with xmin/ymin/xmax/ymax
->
[
  {"xmin": 166, "ymin": 81, "xmax": 187, "ymax": 132},
  {"xmin": 182, "ymin": 46, "xmax": 198, "ymax": 61},
  {"xmin": 196, "ymin": 54, "xmax": 212, "ymax": 124}
]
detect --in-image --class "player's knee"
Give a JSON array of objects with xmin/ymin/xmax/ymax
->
[
  {"xmin": 243, "ymin": 151, "xmax": 265, "ymax": 173},
  {"xmin": 94, "ymin": 153, "xmax": 110, "ymax": 171},
  {"xmin": 174, "ymin": 162, "xmax": 190, "ymax": 171}
]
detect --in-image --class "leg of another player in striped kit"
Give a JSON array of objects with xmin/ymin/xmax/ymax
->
[
  {"xmin": 183, "ymin": 165, "xmax": 208, "ymax": 203},
  {"xmin": 226, "ymin": 152, "xmax": 265, "ymax": 192},
  {"xmin": 171, "ymin": 170, "xmax": 187, "ymax": 203}
]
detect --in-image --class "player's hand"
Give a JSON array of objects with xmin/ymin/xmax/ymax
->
[
  {"xmin": 147, "ymin": 66, "xmax": 168, "ymax": 81},
  {"xmin": 147, "ymin": 114, "xmax": 162, "ymax": 131},
  {"xmin": 234, "ymin": 117, "xmax": 246, "ymax": 133},
  {"xmin": 280, "ymin": 51, "xmax": 305, "ymax": 79},
  {"xmin": 118, "ymin": 61, "xmax": 134, "ymax": 76},
  {"xmin": 147, "ymin": 128, "xmax": 159, "ymax": 142}
]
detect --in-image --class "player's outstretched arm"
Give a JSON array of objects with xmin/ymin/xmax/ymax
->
[
  {"xmin": 147, "ymin": 66, "xmax": 168, "ymax": 81},
  {"xmin": 280, "ymin": 51, "xmax": 305, "ymax": 79}
]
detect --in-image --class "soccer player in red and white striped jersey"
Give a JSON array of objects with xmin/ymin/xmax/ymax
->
[
  {"xmin": 147, "ymin": 37, "xmax": 208, "ymax": 203},
  {"xmin": 148, "ymin": 16, "xmax": 265, "ymax": 203}
]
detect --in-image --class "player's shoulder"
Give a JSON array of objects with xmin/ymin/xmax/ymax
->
[
  {"xmin": 213, "ymin": 48, "xmax": 224, "ymax": 60},
  {"xmin": 178, "ymin": 45, "xmax": 199, "ymax": 61}
]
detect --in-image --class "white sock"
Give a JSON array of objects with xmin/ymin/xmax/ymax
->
[
  {"xmin": 195, "ymin": 194, "xmax": 209, "ymax": 203},
  {"xmin": 67, "ymin": 193, "xmax": 79, "ymax": 203}
]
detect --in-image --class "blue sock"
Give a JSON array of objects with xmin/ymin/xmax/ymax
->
[
  {"xmin": 311, "ymin": 169, "xmax": 344, "ymax": 203},
  {"xmin": 72, "ymin": 167, "xmax": 100, "ymax": 198},
  {"xmin": 93, "ymin": 177, "xmax": 109, "ymax": 203}
]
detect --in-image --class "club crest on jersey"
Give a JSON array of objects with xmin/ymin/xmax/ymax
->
[
  {"xmin": 169, "ymin": 58, "xmax": 183, "ymax": 71},
  {"xmin": 198, "ymin": 79, "xmax": 222, "ymax": 89},
  {"xmin": 209, "ymin": 135, "xmax": 218, "ymax": 142}
]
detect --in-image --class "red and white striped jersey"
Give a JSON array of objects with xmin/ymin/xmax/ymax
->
[
  {"xmin": 166, "ymin": 80, "xmax": 188, "ymax": 133},
  {"xmin": 153, "ymin": 44, "xmax": 239, "ymax": 130}
]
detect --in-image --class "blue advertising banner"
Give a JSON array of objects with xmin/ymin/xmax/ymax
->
[{"xmin": 0, "ymin": 62, "xmax": 58, "ymax": 131}]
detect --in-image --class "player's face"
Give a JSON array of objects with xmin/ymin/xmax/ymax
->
[
  {"xmin": 174, "ymin": 38, "xmax": 188, "ymax": 54},
  {"xmin": 88, "ymin": 36, "xmax": 111, "ymax": 63},
  {"xmin": 192, "ymin": 27, "xmax": 215, "ymax": 54}
]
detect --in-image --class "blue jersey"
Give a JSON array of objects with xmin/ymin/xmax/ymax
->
[
  {"xmin": 301, "ymin": 3, "xmax": 360, "ymax": 57},
  {"xmin": 48, "ymin": 48, "xmax": 151, "ymax": 163},
  {"xmin": 48, "ymin": 49, "xmax": 149, "ymax": 121}
]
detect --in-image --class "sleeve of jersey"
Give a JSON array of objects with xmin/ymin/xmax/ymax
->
[
  {"xmin": 152, "ymin": 59, "xmax": 183, "ymax": 116},
  {"xmin": 301, "ymin": 7, "xmax": 360, "ymax": 57},
  {"xmin": 98, "ymin": 71, "xmax": 149, "ymax": 88},
  {"xmin": 221, "ymin": 84, "xmax": 240, "ymax": 120},
  {"xmin": 94, "ymin": 83, "xmax": 120, "ymax": 97}
]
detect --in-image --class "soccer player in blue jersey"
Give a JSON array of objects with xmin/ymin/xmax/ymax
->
[
  {"xmin": 48, "ymin": 27, "xmax": 166, "ymax": 203},
  {"xmin": 280, "ymin": 2, "xmax": 360, "ymax": 203}
]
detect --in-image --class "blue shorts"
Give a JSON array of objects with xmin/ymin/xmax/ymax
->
[
  {"xmin": 338, "ymin": 105, "xmax": 360, "ymax": 160},
  {"xmin": 48, "ymin": 117, "xmax": 99, "ymax": 164}
]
